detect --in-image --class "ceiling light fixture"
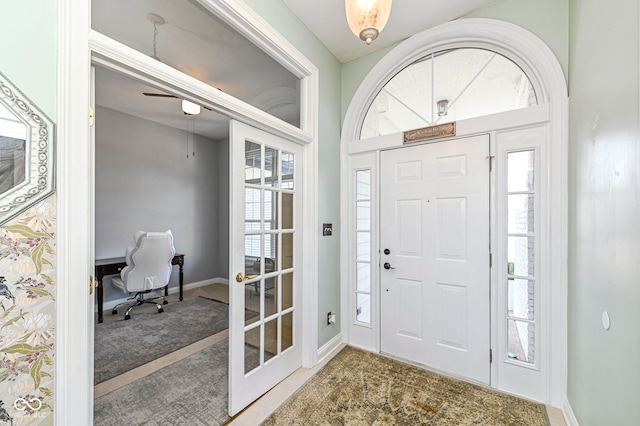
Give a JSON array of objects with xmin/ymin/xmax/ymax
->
[
  {"xmin": 182, "ymin": 100, "xmax": 201, "ymax": 115},
  {"xmin": 345, "ymin": 0, "xmax": 393, "ymax": 45},
  {"xmin": 437, "ymin": 99, "xmax": 449, "ymax": 117}
]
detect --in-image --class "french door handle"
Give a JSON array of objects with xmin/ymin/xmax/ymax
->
[{"xmin": 235, "ymin": 272, "xmax": 258, "ymax": 283}]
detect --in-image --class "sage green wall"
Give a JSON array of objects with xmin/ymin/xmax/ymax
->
[
  {"xmin": 341, "ymin": 0, "xmax": 569, "ymax": 121},
  {"xmin": 465, "ymin": 0, "xmax": 569, "ymax": 82},
  {"xmin": 568, "ymin": 0, "xmax": 640, "ymax": 423},
  {"xmin": 243, "ymin": 0, "xmax": 343, "ymax": 348},
  {"xmin": 0, "ymin": 1, "xmax": 57, "ymax": 117}
]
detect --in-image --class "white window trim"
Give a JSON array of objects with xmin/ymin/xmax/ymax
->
[
  {"xmin": 345, "ymin": 153, "xmax": 380, "ymax": 351},
  {"xmin": 340, "ymin": 18, "xmax": 567, "ymax": 408},
  {"xmin": 57, "ymin": 1, "xmax": 319, "ymax": 424}
]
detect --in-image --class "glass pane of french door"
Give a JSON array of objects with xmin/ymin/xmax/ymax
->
[
  {"xmin": 243, "ymin": 140, "xmax": 296, "ymax": 374},
  {"xmin": 229, "ymin": 120, "xmax": 301, "ymax": 416}
]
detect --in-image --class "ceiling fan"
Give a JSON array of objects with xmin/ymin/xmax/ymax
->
[
  {"xmin": 142, "ymin": 13, "xmax": 213, "ymax": 116},
  {"xmin": 142, "ymin": 92, "xmax": 212, "ymax": 115}
]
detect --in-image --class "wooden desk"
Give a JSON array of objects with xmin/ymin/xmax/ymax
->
[{"xmin": 95, "ymin": 254, "xmax": 184, "ymax": 323}]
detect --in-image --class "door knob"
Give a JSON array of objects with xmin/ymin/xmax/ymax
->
[
  {"xmin": 235, "ymin": 272, "xmax": 258, "ymax": 283},
  {"xmin": 383, "ymin": 262, "xmax": 395, "ymax": 270}
]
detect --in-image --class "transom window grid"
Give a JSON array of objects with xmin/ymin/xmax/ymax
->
[
  {"xmin": 91, "ymin": 0, "xmax": 302, "ymax": 128},
  {"xmin": 360, "ymin": 48, "xmax": 538, "ymax": 140},
  {"xmin": 243, "ymin": 141, "xmax": 296, "ymax": 374},
  {"xmin": 505, "ymin": 149, "xmax": 537, "ymax": 365},
  {"xmin": 354, "ymin": 169, "xmax": 372, "ymax": 325}
]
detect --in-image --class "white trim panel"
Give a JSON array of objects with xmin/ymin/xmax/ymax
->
[
  {"xmin": 345, "ymin": 152, "xmax": 379, "ymax": 352},
  {"xmin": 347, "ymin": 104, "xmax": 550, "ymax": 155},
  {"xmin": 56, "ymin": 0, "xmax": 92, "ymax": 424}
]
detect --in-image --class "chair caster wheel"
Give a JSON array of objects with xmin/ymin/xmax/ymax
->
[
  {"xmin": 158, "ymin": 307, "xmax": 164, "ymax": 313},
  {"xmin": 163, "ymin": 300, "xmax": 168, "ymax": 305},
  {"xmin": 112, "ymin": 309, "xmax": 118, "ymax": 315},
  {"xmin": 124, "ymin": 314, "xmax": 131, "ymax": 320}
]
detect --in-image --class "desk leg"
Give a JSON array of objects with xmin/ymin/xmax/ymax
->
[
  {"xmin": 97, "ymin": 278, "xmax": 104, "ymax": 323},
  {"xmin": 179, "ymin": 264, "xmax": 184, "ymax": 301}
]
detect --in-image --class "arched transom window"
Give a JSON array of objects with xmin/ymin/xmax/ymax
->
[{"xmin": 360, "ymin": 48, "xmax": 537, "ymax": 139}]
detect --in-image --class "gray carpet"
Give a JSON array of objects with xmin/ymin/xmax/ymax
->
[
  {"xmin": 94, "ymin": 339, "xmax": 232, "ymax": 426},
  {"xmin": 95, "ymin": 296, "xmax": 231, "ymax": 384}
]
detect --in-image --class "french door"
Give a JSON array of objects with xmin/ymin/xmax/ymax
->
[
  {"xmin": 228, "ymin": 120, "xmax": 303, "ymax": 416},
  {"xmin": 379, "ymin": 135, "xmax": 491, "ymax": 384}
]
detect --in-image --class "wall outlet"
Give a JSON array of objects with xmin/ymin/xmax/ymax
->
[{"xmin": 327, "ymin": 312, "xmax": 336, "ymax": 325}]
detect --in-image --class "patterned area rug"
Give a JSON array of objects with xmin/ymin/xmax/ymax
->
[
  {"xmin": 263, "ymin": 346, "xmax": 549, "ymax": 425},
  {"xmin": 95, "ymin": 339, "xmax": 230, "ymax": 426},
  {"xmin": 94, "ymin": 296, "xmax": 231, "ymax": 384}
]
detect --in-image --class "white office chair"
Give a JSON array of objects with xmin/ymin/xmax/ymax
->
[{"xmin": 111, "ymin": 230, "xmax": 175, "ymax": 320}]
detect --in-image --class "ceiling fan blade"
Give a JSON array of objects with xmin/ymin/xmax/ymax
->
[{"xmin": 142, "ymin": 92, "xmax": 179, "ymax": 98}]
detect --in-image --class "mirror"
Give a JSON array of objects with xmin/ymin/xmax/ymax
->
[
  {"xmin": 0, "ymin": 71, "xmax": 55, "ymax": 224},
  {"xmin": 0, "ymin": 102, "xmax": 27, "ymax": 195}
]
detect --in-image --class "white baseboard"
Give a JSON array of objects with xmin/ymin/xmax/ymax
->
[
  {"xmin": 98, "ymin": 277, "xmax": 229, "ymax": 312},
  {"xmin": 183, "ymin": 277, "xmax": 229, "ymax": 291},
  {"xmin": 316, "ymin": 332, "xmax": 344, "ymax": 363},
  {"xmin": 563, "ymin": 398, "xmax": 579, "ymax": 426}
]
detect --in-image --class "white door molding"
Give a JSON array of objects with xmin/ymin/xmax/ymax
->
[
  {"xmin": 56, "ymin": 0, "xmax": 92, "ymax": 424},
  {"xmin": 57, "ymin": 0, "xmax": 319, "ymax": 423},
  {"xmin": 340, "ymin": 18, "xmax": 568, "ymax": 407}
]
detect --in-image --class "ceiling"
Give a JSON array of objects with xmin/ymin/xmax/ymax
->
[
  {"xmin": 93, "ymin": 0, "xmax": 498, "ymax": 140},
  {"xmin": 282, "ymin": 0, "xmax": 498, "ymax": 63}
]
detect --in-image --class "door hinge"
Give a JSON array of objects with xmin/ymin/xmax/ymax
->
[
  {"xmin": 490, "ymin": 348, "xmax": 493, "ymax": 364},
  {"xmin": 89, "ymin": 106, "xmax": 95, "ymax": 127},
  {"xmin": 489, "ymin": 253, "xmax": 492, "ymax": 268},
  {"xmin": 486, "ymin": 155, "xmax": 495, "ymax": 172}
]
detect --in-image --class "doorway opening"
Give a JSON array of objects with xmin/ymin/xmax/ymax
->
[
  {"xmin": 91, "ymin": 60, "xmax": 309, "ymax": 422},
  {"xmin": 91, "ymin": 65, "xmax": 235, "ymax": 424}
]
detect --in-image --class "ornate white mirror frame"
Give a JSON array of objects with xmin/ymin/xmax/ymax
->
[{"xmin": 0, "ymin": 71, "xmax": 55, "ymax": 224}]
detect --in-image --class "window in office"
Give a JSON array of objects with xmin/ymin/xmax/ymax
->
[{"xmin": 360, "ymin": 48, "xmax": 537, "ymax": 139}]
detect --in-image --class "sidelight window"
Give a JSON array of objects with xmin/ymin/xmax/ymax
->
[
  {"xmin": 505, "ymin": 150, "xmax": 536, "ymax": 364},
  {"xmin": 354, "ymin": 169, "xmax": 372, "ymax": 324}
]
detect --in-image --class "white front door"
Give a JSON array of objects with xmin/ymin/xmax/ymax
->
[
  {"xmin": 228, "ymin": 120, "xmax": 303, "ymax": 416},
  {"xmin": 380, "ymin": 134, "xmax": 491, "ymax": 384}
]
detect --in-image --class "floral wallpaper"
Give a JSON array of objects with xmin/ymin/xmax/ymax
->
[{"xmin": 0, "ymin": 196, "xmax": 56, "ymax": 425}]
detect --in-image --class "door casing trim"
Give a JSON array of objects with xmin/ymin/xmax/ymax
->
[
  {"xmin": 56, "ymin": 1, "xmax": 319, "ymax": 424},
  {"xmin": 340, "ymin": 18, "xmax": 567, "ymax": 408}
]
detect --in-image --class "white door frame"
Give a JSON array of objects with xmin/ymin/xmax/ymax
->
[
  {"xmin": 56, "ymin": 1, "xmax": 319, "ymax": 424},
  {"xmin": 340, "ymin": 19, "xmax": 568, "ymax": 408}
]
